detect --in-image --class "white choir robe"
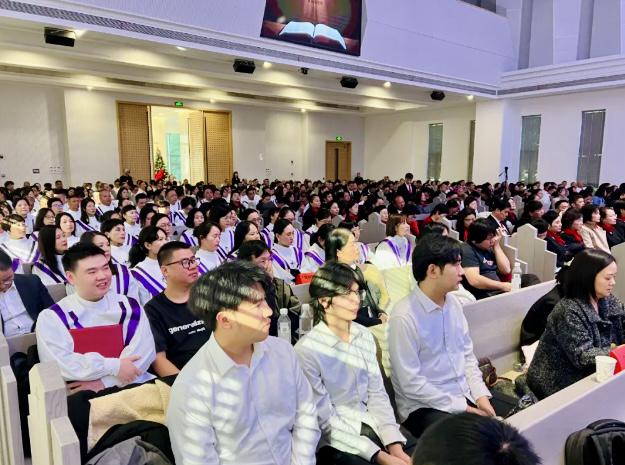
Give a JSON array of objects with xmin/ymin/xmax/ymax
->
[
  {"xmin": 32, "ymin": 255, "xmax": 69, "ymax": 286},
  {"xmin": 357, "ymin": 242, "xmax": 372, "ymax": 265},
  {"xmin": 218, "ymin": 227, "xmax": 235, "ymax": 256},
  {"xmin": 35, "ymin": 293, "xmax": 155, "ymax": 387},
  {"xmin": 67, "ymin": 209, "xmax": 81, "ymax": 222},
  {"xmin": 196, "ymin": 248, "xmax": 224, "ymax": 274},
  {"xmin": 124, "ymin": 223, "xmax": 140, "ymax": 246},
  {"xmin": 271, "ymin": 243, "xmax": 303, "ymax": 284},
  {"xmin": 179, "ymin": 229, "xmax": 198, "ymax": 248},
  {"xmin": 300, "ymin": 244, "xmax": 325, "ymax": 274},
  {"xmin": 373, "ymin": 236, "xmax": 412, "ymax": 270},
  {"xmin": 24, "ymin": 214, "xmax": 36, "ymax": 235},
  {"xmin": 131, "ymin": 257, "xmax": 166, "ymax": 306},
  {"xmin": 261, "ymin": 224, "xmax": 274, "ymax": 248},
  {"xmin": 111, "ymin": 244, "xmax": 131, "ymax": 266},
  {"xmin": 172, "ymin": 210, "xmax": 187, "ymax": 227},
  {"xmin": 0, "ymin": 237, "xmax": 38, "ymax": 264},
  {"xmin": 96, "ymin": 203, "xmax": 115, "ymax": 218},
  {"xmin": 67, "ymin": 236, "xmax": 80, "ymax": 247},
  {"xmin": 75, "ymin": 217, "xmax": 100, "ymax": 237},
  {"xmin": 303, "ymin": 225, "xmax": 318, "ymax": 249}
]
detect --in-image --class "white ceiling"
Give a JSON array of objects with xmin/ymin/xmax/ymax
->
[{"xmin": 0, "ymin": 16, "xmax": 479, "ymax": 115}]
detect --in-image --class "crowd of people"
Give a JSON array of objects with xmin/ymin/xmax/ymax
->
[{"xmin": 2, "ymin": 169, "xmax": 625, "ymax": 464}]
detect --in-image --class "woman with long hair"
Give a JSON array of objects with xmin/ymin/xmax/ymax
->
[
  {"xmin": 294, "ymin": 261, "xmax": 408, "ymax": 465},
  {"xmin": 32, "ymin": 225, "xmax": 68, "ymax": 285},
  {"xmin": 56, "ymin": 212, "xmax": 79, "ymax": 247},
  {"xmin": 455, "ymin": 207, "xmax": 477, "ymax": 242},
  {"xmin": 129, "ymin": 226, "xmax": 168, "ymax": 305},
  {"xmin": 580, "ymin": 204, "xmax": 610, "ymax": 253},
  {"xmin": 31, "ymin": 207, "xmax": 56, "ymax": 242},
  {"xmin": 207, "ymin": 206, "xmax": 235, "ymax": 255},
  {"xmin": 338, "ymin": 220, "xmax": 372, "ymax": 264},
  {"xmin": 75, "ymin": 197, "xmax": 100, "ymax": 236},
  {"xmin": 179, "ymin": 208, "xmax": 205, "ymax": 247},
  {"xmin": 150, "ymin": 213, "xmax": 174, "ymax": 241},
  {"xmin": 373, "ymin": 214, "xmax": 412, "ymax": 270},
  {"xmin": 227, "ymin": 220, "xmax": 260, "ymax": 260},
  {"xmin": 301, "ymin": 223, "xmax": 334, "ymax": 274},
  {"xmin": 600, "ymin": 207, "xmax": 625, "ymax": 249},
  {"xmin": 194, "ymin": 221, "xmax": 224, "ymax": 273}
]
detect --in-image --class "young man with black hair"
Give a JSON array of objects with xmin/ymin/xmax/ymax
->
[
  {"xmin": 144, "ymin": 242, "xmax": 208, "ymax": 377},
  {"xmin": 388, "ymin": 235, "xmax": 494, "ymax": 439},
  {"xmin": 462, "ymin": 219, "xmax": 512, "ymax": 300},
  {"xmin": 487, "ymin": 197, "xmax": 512, "ymax": 235},
  {"xmin": 66, "ymin": 192, "xmax": 82, "ymax": 221},
  {"xmin": 397, "ymin": 172, "xmax": 415, "ymax": 203},
  {"xmin": 411, "ymin": 413, "xmax": 540, "ymax": 465},
  {"xmin": 167, "ymin": 260, "xmax": 320, "ymax": 465},
  {"xmin": 35, "ymin": 243, "xmax": 155, "ymax": 393}
]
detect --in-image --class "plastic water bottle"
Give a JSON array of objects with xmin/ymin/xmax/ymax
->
[
  {"xmin": 299, "ymin": 304, "xmax": 313, "ymax": 337},
  {"xmin": 511, "ymin": 262, "xmax": 522, "ymax": 291},
  {"xmin": 278, "ymin": 308, "xmax": 291, "ymax": 343}
]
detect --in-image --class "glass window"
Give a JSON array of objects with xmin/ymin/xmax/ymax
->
[
  {"xmin": 577, "ymin": 110, "xmax": 606, "ymax": 187},
  {"xmin": 427, "ymin": 123, "xmax": 443, "ymax": 181},
  {"xmin": 519, "ymin": 115, "xmax": 541, "ymax": 183}
]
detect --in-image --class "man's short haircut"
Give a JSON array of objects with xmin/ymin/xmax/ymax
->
[
  {"xmin": 554, "ymin": 199, "xmax": 569, "ymax": 210},
  {"xmin": 492, "ymin": 197, "xmax": 511, "ymax": 211},
  {"xmin": 157, "ymin": 241, "xmax": 191, "ymax": 267},
  {"xmin": 561, "ymin": 208, "xmax": 582, "ymax": 230},
  {"xmin": 0, "ymin": 250, "xmax": 13, "ymax": 271},
  {"xmin": 564, "ymin": 248, "xmax": 616, "ymax": 303},
  {"xmin": 420, "ymin": 222, "xmax": 449, "ymax": 239},
  {"xmin": 120, "ymin": 204, "xmax": 137, "ymax": 218},
  {"xmin": 467, "ymin": 218, "xmax": 498, "ymax": 244},
  {"xmin": 530, "ymin": 218, "xmax": 549, "ymax": 234},
  {"xmin": 100, "ymin": 218, "xmax": 124, "ymax": 234},
  {"xmin": 180, "ymin": 196, "xmax": 196, "ymax": 210},
  {"xmin": 386, "ymin": 214, "xmax": 407, "ymax": 237},
  {"xmin": 430, "ymin": 203, "xmax": 449, "ymax": 216},
  {"xmin": 134, "ymin": 193, "xmax": 147, "ymax": 202},
  {"xmin": 238, "ymin": 240, "xmax": 270, "ymax": 261},
  {"xmin": 412, "ymin": 235, "xmax": 462, "ymax": 283},
  {"xmin": 581, "ymin": 204, "xmax": 599, "ymax": 223},
  {"xmin": 404, "ymin": 172, "xmax": 414, "ymax": 180},
  {"xmin": 411, "ymin": 412, "xmax": 540, "ymax": 465},
  {"xmin": 541, "ymin": 210, "xmax": 559, "ymax": 227},
  {"xmin": 62, "ymin": 243, "xmax": 106, "ymax": 272},
  {"xmin": 189, "ymin": 260, "xmax": 270, "ymax": 331}
]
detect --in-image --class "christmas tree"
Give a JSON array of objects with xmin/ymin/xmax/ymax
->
[{"xmin": 154, "ymin": 148, "xmax": 168, "ymax": 181}]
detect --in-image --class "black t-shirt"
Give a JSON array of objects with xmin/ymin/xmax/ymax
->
[
  {"xmin": 144, "ymin": 293, "xmax": 210, "ymax": 370},
  {"xmin": 461, "ymin": 242, "xmax": 500, "ymax": 299}
]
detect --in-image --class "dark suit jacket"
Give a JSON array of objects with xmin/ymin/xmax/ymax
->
[
  {"xmin": 6, "ymin": 274, "xmax": 54, "ymax": 333},
  {"xmin": 486, "ymin": 214, "xmax": 511, "ymax": 235},
  {"xmin": 396, "ymin": 183, "xmax": 415, "ymax": 203}
]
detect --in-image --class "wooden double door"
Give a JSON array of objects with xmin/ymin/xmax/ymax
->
[{"xmin": 325, "ymin": 141, "xmax": 352, "ymax": 181}]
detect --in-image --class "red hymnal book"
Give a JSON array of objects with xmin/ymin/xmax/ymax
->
[{"xmin": 70, "ymin": 324, "xmax": 124, "ymax": 358}]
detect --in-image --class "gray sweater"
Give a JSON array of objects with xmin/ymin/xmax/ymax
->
[{"xmin": 527, "ymin": 295, "xmax": 625, "ymax": 399}]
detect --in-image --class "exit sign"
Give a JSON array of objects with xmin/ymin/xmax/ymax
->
[
  {"xmin": 335, "ymin": 136, "xmax": 344, "ymax": 141},
  {"xmin": 174, "ymin": 101, "xmax": 184, "ymax": 107}
]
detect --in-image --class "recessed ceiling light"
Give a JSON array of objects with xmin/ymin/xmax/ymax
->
[
  {"xmin": 300, "ymin": 108, "xmax": 307, "ymax": 113},
  {"xmin": 263, "ymin": 61, "xmax": 272, "ymax": 69},
  {"xmin": 383, "ymin": 81, "xmax": 392, "ymax": 88},
  {"xmin": 467, "ymin": 95, "xmax": 475, "ymax": 101},
  {"xmin": 209, "ymin": 99, "xmax": 216, "ymax": 104},
  {"xmin": 74, "ymin": 29, "xmax": 87, "ymax": 38},
  {"xmin": 86, "ymin": 86, "xmax": 93, "ymax": 91},
  {"xmin": 176, "ymin": 46, "xmax": 187, "ymax": 51}
]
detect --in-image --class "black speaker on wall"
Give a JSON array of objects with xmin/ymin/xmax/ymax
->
[
  {"xmin": 233, "ymin": 59, "xmax": 256, "ymax": 74},
  {"xmin": 44, "ymin": 27, "xmax": 75, "ymax": 47},
  {"xmin": 340, "ymin": 76, "xmax": 359, "ymax": 89},
  {"xmin": 430, "ymin": 91, "xmax": 446, "ymax": 101}
]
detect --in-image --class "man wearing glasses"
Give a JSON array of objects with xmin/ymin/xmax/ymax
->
[{"xmin": 144, "ymin": 242, "xmax": 209, "ymax": 377}]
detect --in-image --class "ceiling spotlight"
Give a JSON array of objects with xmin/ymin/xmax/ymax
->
[
  {"xmin": 176, "ymin": 46, "xmax": 187, "ymax": 51},
  {"xmin": 86, "ymin": 86, "xmax": 94, "ymax": 91},
  {"xmin": 467, "ymin": 95, "xmax": 475, "ymax": 101},
  {"xmin": 233, "ymin": 59, "xmax": 256, "ymax": 74},
  {"xmin": 340, "ymin": 76, "xmax": 358, "ymax": 89},
  {"xmin": 300, "ymin": 67, "xmax": 309, "ymax": 75},
  {"xmin": 74, "ymin": 29, "xmax": 87, "ymax": 38},
  {"xmin": 383, "ymin": 81, "xmax": 392, "ymax": 88},
  {"xmin": 44, "ymin": 27, "xmax": 75, "ymax": 47},
  {"xmin": 209, "ymin": 99, "xmax": 216, "ymax": 104},
  {"xmin": 300, "ymin": 108, "xmax": 307, "ymax": 113},
  {"xmin": 263, "ymin": 61, "xmax": 272, "ymax": 69}
]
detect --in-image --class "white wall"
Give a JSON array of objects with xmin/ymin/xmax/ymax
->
[
  {"xmin": 0, "ymin": 82, "xmax": 68, "ymax": 186},
  {"xmin": 363, "ymin": 105, "xmax": 475, "ymax": 181}
]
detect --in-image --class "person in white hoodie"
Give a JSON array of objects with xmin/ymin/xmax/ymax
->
[{"xmin": 129, "ymin": 226, "xmax": 168, "ymax": 305}]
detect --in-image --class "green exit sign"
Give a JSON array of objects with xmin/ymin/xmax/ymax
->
[
  {"xmin": 174, "ymin": 101, "xmax": 184, "ymax": 107},
  {"xmin": 335, "ymin": 136, "xmax": 344, "ymax": 141}
]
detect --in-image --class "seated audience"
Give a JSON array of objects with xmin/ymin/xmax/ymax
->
[
  {"xmin": 456, "ymin": 207, "xmax": 477, "ymax": 242},
  {"xmin": 208, "ymin": 206, "xmax": 235, "ymax": 255},
  {"xmin": 31, "ymin": 207, "xmax": 56, "ymax": 241},
  {"xmin": 542, "ymin": 210, "xmax": 582, "ymax": 267},
  {"xmin": 374, "ymin": 214, "xmax": 412, "ymax": 270},
  {"xmin": 423, "ymin": 203, "xmax": 448, "ymax": 227},
  {"xmin": 304, "ymin": 208, "xmax": 331, "ymax": 245},
  {"xmin": 238, "ymin": 240, "xmax": 301, "ymax": 341},
  {"xmin": 411, "ymin": 413, "xmax": 540, "ymax": 465},
  {"xmin": 339, "ymin": 220, "xmax": 372, "ymax": 264},
  {"xmin": 600, "ymin": 206, "xmax": 625, "ymax": 248},
  {"xmin": 227, "ymin": 220, "xmax": 261, "ymax": 260},
  {"xmin": 75, "ymin": 197, "xmax": 100, "ymax": 236},
  {"xmin": 295, "ymin": 261, "xmax": 409, "ymax": 465},
  {"xmin": 13, "ymin": 197, "xmax": 35, "ymax": 235},
  {"xmin": 1, "ymin": 214, "xmax": 38, "ymax": 265},
  {"xmin": 101, "ymin": 218, "xmax": 130, "ymax": 265},
  {"xmin": 302, "ymin": 193, "xmax": 322, "ymax": 230},
  {"xmin": 527, "ymin": 249, "xmax": 625, "ymax": 399},
  {"xmin": 271, "ymin": 218, "xmax": 303, "ymax": 283},
  {"xmin": 178, "ymin": 208, "xmax": 204, "ymax": 247},
  {"xmin": 461, "ymin": 219, "xmax": 512, "ymax": 299},
  {"xmin": 129, "ymin": 226, "xmax": 168, "ymax": 304},
  {"xmin": 95, "ymin": 188, "xmax": 115, "ymax": 218},
  {"xmin": 150, "ymin": 213, "xmax": 174, "ymax": 241},
  {"xmin": 195, "ymin": 221, "xmax": 225, "ymax": 272},
  {"xmin": 580, "ymin": 204, "xmax": 610, "ymax": 253},
  {"xmin": 486, "ymin": 197, "xmax": 512, "ymax": 235},
  {"xmin": 389, "ymin": 235, "xmax": 495, "ymax": 439},
  {"xmin": 277, "ymin": 206, "xmax": 307, "ymax": 251},
  {"xmin": 514, "ymin": 200, "xmax": 544, "ymax": 232},
  {"xmin": 56, "ymin": 212, "xmax": 79, "ymax": 247},
  {"xmin": 121, "ymin": 204, "xmax": 140, "ymax": 246},
  {"xmin": 33, "ymin": 225, "xmax": 69, "ymax": 285},
  {"xmin": 144, "ymin": 242, "xmax": 208, "ymax": 376},
  {"xmin": 554, "ymin": 199, "xmax": 569, "ymax": 214},
  {"xmin": 559, "ymin": 208, "xmax": 586, "ymax": 249},
  {"xmin": 327, "ymin": 228, "xmax": 389, "ymax": 327},
  {"xmin": 35, "ymin": 243, "xmax": 155, "ymax": 392},
  {"xmin": 0, "ymin": 250, "xmax": 53, "ymax": 337},
  {"xmin": 167, "ymin": 260, "xmax": 320, "ymax": 464},
  {"xmin": 301, "ymin": 223, "xmax": 334, "ymax": 273},
  {"xmin": 172, "ymin": 195, "xmax": 196, "ymax": 226}
]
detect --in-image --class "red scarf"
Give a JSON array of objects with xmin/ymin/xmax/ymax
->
[
  {"xmin": 463, "ymin": 230, "xmax": 469, "ymax": 242},
  {"xmin": 601, "ymin": 223, "xmax": 616, "ymax": 234},
  {"xmin": 563, "ymin": 228, "xmax": 583, "ymax": 244},
  {"xmin": 547, "ymin": 230, "xmax": 565, "ymax": 246}
]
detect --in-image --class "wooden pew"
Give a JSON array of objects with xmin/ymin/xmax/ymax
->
[
  {"xmin": 610, "ymin": 242, "xmax": 625, "ymax": 303},
  {"xmin": 0, "ymin": 332, "xmax": 23, "ymax": 465},
  {"xmin": 45, "ymin": 284, "xmax": 67, "ymax": 304},
  {"xmin": 28, "ymin": 362, "xmax": 79, "ymax": 465},
  {"xmin": 507, "ymin": 371, "xmax": 625, "ymax": 465},
  {"xmin": 359, "ymin": 213, "xmax": 386, "ymax": 244},
  {"xmin": 464, "ymin": 280, "xmax": 556, "ymax": 373},
  {"xmin": 440, "ymin": 217, "xmax": 459, "ymax": 240},
  {"xmin": 508, "ymin": 224, "xmax": 557, "ymax": 282}
]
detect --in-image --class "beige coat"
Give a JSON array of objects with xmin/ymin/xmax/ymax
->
[{"xmin": 580, "ymin": 223, "xmax": 610, "ymax": 253}]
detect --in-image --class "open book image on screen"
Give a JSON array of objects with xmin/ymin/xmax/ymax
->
[{"xmin": 278, "ymin": 21, "xmax": 347, "ymax": 50}]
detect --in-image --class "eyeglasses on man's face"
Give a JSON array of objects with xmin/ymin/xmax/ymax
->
[{"xmin": 165, "ymin": 256, "xmax": 199, "ymax": 269}]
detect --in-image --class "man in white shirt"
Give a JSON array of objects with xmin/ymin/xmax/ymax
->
[
  {"xmin": 66, "ymin": 193, "xmax": 82, "ymax": 221},
  {"xmin": 241, "ymin": 186, "xmax": 261, "ymax": 209},
  {"xmin": 167, "ymin": 260, "xmax": 320, "ymax": 465},
  {"xmin": 96, "ymin": 188, "xmax": 116, "ymax": 218},
  {"xmin": 388, "ymin": 235, "xmax": 495, "ymax": 439},
  {"xmin": 0, "ymin": 250, "xmax": 53, "ymax": 337},
  {"xmin": 36, "ymin": 243, "xmax": 155, "ymax": 393}
]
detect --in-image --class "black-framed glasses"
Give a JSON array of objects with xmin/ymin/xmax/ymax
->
[{"xmin": 164, "ymin": 256, "xmax": 199, "ymax": 269}]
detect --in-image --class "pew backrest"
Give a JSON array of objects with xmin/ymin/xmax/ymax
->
[
  {"xmin": 611, "ymin": 242, "xmax": 625, "ymax": 303},
  {"xmin": 464, "ymin": 281, "xmax": 556, "ymax": 373},
  {"xmin": 360, "ymin": 213, "xmax": 386, "ymax": 244},
  {"xmin": 508, "ymin": 224, "xmax": 557, "ymax": 282},
  {"xmin": 46, "ymin": 284, "xmax": 67, "ymax": 304},
  {"xmin": 291, "ymin": 283, "xmax": 311, "ymax": 304},
  {"xmin": 507, "ymin": 371, "xmax": 625, "ymax": 465}
]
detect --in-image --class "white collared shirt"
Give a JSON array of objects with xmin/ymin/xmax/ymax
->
[
  {"xmin": 0, "ymin": 282, "xmax": 35, "ymax": 337},
  {"xmin": 36, "ymin": 293, "xmax": 155, "ymax": 387},
  {"xmin": 388, "ymin": 285, "xmax": 491, "ymax": 421},
  {"xmin": 295, "ymin": 322, "xmax": 404, "ymax": 460},
  {"xmin": 167, "ymin": 335, "xmax": 320, "ymax": 465}
]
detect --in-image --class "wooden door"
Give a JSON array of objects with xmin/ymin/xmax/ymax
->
[
  {"xmin": 117, "ymin": 103, "xmax": 151, "ymax": 181},
  {"xmin": 204, "ymin": 111, "xmax": 233, "ymax": 185},
  {"xmin": 325, "ymin": 141, "xmax": 352, "ymax": 181},
  {"xmin": 187, "ymin": 111, "xmax": 206, "ymax": 184}
]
